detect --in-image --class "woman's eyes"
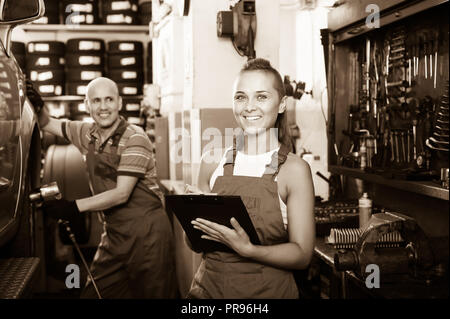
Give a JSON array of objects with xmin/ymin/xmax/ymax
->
[
  {"xmin": 234, "ymin": 95, "xmax": 268, "ymax": 101},
  {"xmin": 257, "ymin": 95, "xmax": 268, "ymax": 101}
]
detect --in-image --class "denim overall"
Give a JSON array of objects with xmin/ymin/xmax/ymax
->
[
  {"xmin": 81, "ymin": 122, "xmax": 177, "ymax": 299},
  {"xmin": 187, "ymin": 141, "xmax": 299, "ymax": 299}
]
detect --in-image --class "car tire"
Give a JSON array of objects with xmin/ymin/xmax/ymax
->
[{"xmin": 42, "ymin": 144, "xmax": 91, "ymax": 245}]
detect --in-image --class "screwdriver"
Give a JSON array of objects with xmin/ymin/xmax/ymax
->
[
  {"xmin": 423, "ymin": 34, "xmax": 428, "ymax": 79},
  {"xmin": 433, "ymin": 29, "xmax": 439, "ymax": 89}
]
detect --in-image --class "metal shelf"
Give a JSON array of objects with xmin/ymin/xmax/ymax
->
[
  {"xmin": 43, "ymin": 95, "xmax": 144, "ymax": 101},
  {"xmin": 329, "ymin": 165, "xmax": 449, "ymax": 201},
  {"xmin": 20, "ymin": 24, "xmax": 149, "ymax": 33},
  {"xmin": 43, "ymin": 95, "xmax": 83, "ymax": 101}
]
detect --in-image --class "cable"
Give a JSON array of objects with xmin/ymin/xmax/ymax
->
[
  {"xmin": 58, "ymin": 219, "xmax": 102, "ymax": 299},
  {"xmin": 231, "ymin": 38, "xmax": 246, "ymax": 57}
]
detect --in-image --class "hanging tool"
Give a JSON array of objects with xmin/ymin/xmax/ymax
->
[
  {"xmin": 400, "ymin": 131, "xmax": 406, "ymax": 163},
  {"xmin": 366, "ymin": 38, "xmax": 371, "ymax": 113},
  {"xmin": 433, "ymin": 29, "xmax": 439, "ymax": 89},
  {"xmin": 412, "ymin": 119, "xmax": 418, "ymax": 160}
]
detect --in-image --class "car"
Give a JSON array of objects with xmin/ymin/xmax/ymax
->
[{"xmin": 0, "ymin": 0, "xmax": 46, "ymax": 298}]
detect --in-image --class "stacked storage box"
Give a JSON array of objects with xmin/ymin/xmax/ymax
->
[
  {"xmin": 63, "ymin": 0, "xmax": 100, "ymax": 25},
  {"xmin": 33, "ymin": 0, "xmax": 60, "ymax": 24},
  {"xmin": 11, "ymin": 42, "xmax": 26, "ymax": 71},
  {"xmin": 107, "ymin": 40, "xmax": 145, "ymax": 126},
  {"xmin": 26, "ymin": 41, "xmax": 66, "ymax": 98},
  {"xmin": 102, "ymin": 0, "xmax": 139, "ymax": 25},
  {"xmin": 139, "ymin": 1, "xmax": 152, "ymax": 25},
  {"xmin": 65, "ymin": 38, "xmax": 106, "ymax": 98}
]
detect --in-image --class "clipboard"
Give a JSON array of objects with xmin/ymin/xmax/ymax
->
[{"xmin": 165, "ymin": 194, "xmax": 261, "ymax": 253}]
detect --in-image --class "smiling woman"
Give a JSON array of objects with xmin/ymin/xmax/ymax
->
[{"xmin": 186, "ymin": 58, "xmax": 316, "ymax": 299}]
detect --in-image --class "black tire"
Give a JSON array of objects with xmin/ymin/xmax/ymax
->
[
  {"xmin": 34, "ymin": 83, "xmax": 64, "ymax": 97},
  {"xmin": 66, "ymin": 81, "xmax": 90, "ymax": 96},
  {"xmin": 66, "ymin": 68, "xmax": 104, "ymax": 82},
  {"xmin": 124, "ymin": 116, "xmax": 144, "ymax": 126},
  {"xmin": 66, "ymin": 38, "xmax": 105, "ymax": 54},
  {"xmin": 120, "ymin": 110, "xmax": 140, "ymax": 117},
  {"xmin": 66, "ymin": 53, "xmax": 105, "ymax": 68},
  {"xmin": 33, "ymin": 14, "xmax": 61, "ymax": 25},
  {"xmin": 43, "ymin": 0, "xmax": 60, "ymax": 14},
  {"xmin": 28, "ymin": 69, "xmax": 65, "ymax": 84},
  {"xmin": 27, "ymin": 41, "xmax": 65, "ymax": 56},
  {"xmin": 102, "ymin": 0, "xmax": 138, "ymax": 13},
  {"xmin": 107, "ymin": 69, "xmax": 143, "ymax": 83},
  {"xmin": 26, "ymin": 55, "xmax": 65, "ymax": 70},
  {"xmin": 139, "ymin": 1, "xmax": 152, "ymax": 25},
  {"xmin": 122, "ymin": 97, "xmax": 142, "ymax": 112},
  {"xmin": 42, "ymin": 144, "xmax": 92, "ymax": 245},
  {"xmin": 63, "ymin": 13, "xmax": 100, "ymax": 25},
  {"xmin": 107, "ymin": 40, "xmax": 143, "ymax": 55},
  {"xmin": 62, "ymin": 0, "xmax": 98, "ymax": 14},
  {"xmin": 139, "ymin": 1, "xmax": 152, "ymax": 14},
  {"xmin": 102, "ymin": 11, "xmax": 139, "ymax": 25},
  {"xmin": 107, "ymin": 54, "xmax": 143, "ymax": 69},
  {"xmin": 139, "ymin": 13, "xmax": 151, "ymax": 25},
  {"xmin": 117, "ymin": 82, "xmax": 143, "ymax": 96}
]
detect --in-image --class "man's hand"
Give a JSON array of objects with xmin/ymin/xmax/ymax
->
[
  {"xmin": 26, "ymin": 79, "xmax": 50, "ymax": 127},
  {"xmin": 42, "ymin": 199, "xmax": 80, "ymax": 220}
]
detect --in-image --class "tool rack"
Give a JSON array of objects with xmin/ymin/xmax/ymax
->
[{"xmin": 313, "ymin": 0, "xmax": 449, "ymax": 298}]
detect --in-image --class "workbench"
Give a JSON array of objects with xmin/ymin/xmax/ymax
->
[{"xmin": 313, "ymin": 237, "xmax": 448, "ymax": 299}]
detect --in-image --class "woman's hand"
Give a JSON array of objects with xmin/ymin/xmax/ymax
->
[
  {"xmin": 191, "ymin": 217, "xmax": 255, "ymax": 257},
  {"xmin": 184, "ymin": 184, "xmax": 204, "ymax": 194}
]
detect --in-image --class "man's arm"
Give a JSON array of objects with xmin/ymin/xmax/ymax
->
[
  {"xmin": 75, "ymin": 175, "xmax": 138, "ymax": 212},
  {"xmin": 42, "ymin": 117, "xmax": 65, "ymax": 137}
]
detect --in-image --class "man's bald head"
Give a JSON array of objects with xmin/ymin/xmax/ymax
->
[
  {"xmin": 84, "ymin": 77, "xmax": 122, "ymax": 129},
  {"xmin": 86, "ymin": 77, "xmax": 119, "ymax": 100}
]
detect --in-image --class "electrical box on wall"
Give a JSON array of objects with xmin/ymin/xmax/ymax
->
[{"xmin": 216, "ymin": 0, "xmax": 256, "ymax": 58}]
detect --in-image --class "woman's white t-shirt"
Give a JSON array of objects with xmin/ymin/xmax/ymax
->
[{"xmin": 209, "ymin": 147, "xmax": 288, "ymax": 229}]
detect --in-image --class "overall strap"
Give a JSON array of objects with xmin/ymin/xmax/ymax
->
[
  {"xmin": 263, "ymin": 143, "xmax": 291, "ymax": 181},
  {"xmin": 110, "ymin": 123, "xmax": 128, "ymax": 153},
  {"xmin": 86, "ymin": 137, "xmax": 98, "ymax": 193},
  {"xmin": 222, "ymin": 135, "xmax": 244, "ymax": 176}
]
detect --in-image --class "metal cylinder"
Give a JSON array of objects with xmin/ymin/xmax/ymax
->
[
  {"xmin": 39, "ymin": 182, "xmax": 62, "ymax": 201},
  {"xmin": 29, "ymin": 181, "xmax": 62, "ymax": 203}
]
